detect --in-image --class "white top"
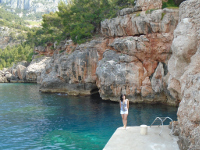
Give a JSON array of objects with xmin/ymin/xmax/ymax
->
[{"xmin": 121, "ymin": 99, "xmax": 128, "ymax": 112}]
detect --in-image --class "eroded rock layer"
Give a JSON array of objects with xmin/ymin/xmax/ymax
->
[
  {"xmin": 37, "ymin": 8, "xmax": 179, "ymax": 105},
  {"xmin": 39, "ymin": 38, "xmax": 108, "ymax": 95},
  {"xmin": 97, "ymin": 8, "xmax": 179, "ymax": 105}
]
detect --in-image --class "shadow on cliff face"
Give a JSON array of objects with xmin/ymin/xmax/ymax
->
[{"xmin": 90, "ymin": 88, "xmax": 99, "ymax": 95}]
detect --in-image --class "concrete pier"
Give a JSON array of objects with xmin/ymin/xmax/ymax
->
[{"xmin": 103, "ymin": 125, "xmax": 179, "ymax": 150}]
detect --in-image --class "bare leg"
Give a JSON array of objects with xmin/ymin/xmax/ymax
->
[
  {"xmin": 123, "ymin": 114, "xmax": 128, "ymax": 128},
  {"xmin": 121, "ymin": 114, "xmax": 124, "ymax": 127}
]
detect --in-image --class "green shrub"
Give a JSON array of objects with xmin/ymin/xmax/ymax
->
[
  {"xmin": 161, "ymin": 12, "xmax": 166, "ymax": 20},
  {"xmin": 145, "ymin": 9, "xmax": 155, "ymax": 14},
  {"xmin": 0, "ymin": 44, "xmax": 34, "ymax": 69},
  {"xmin": 136, "ymin": 12, "xmax": 141, "ymax": 17},
  {"xmin": 162, "ymin": 0, "xmax": 178, "ymax": 8},
  {"xmin": 59, "ymin": 50, "xmax": 66, "ymax": 53}
]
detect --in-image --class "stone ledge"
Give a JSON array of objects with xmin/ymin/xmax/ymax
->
[{"xmin": 104, "ymin": 125, "xmax": 179, "ymax": 150}]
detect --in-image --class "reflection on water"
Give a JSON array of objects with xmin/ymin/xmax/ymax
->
[{"xmin": 0, "ymin": 83, "xmax": 178, "ymax": 149}]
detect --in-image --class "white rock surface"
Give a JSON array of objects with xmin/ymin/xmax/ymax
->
[{"xmin": 168, "ymin": 0, "xmax": 200, "ymax": 149}]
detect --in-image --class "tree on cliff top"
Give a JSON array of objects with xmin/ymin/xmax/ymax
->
[{"xmin": 33, "ymin": 0, "xmax": 135, "ymax": 44}]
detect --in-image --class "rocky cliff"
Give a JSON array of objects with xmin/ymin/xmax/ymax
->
[
  {"xmin": 1, "ymin": 0, "xmax": 200, "ymax": 149},
  {"xmin": 0, "ymin": 26, "xmax": 22, "ymax": 49},
  {"xmin": 0, "ymin": 57, "xmax": 50, "ymax": 83},
  {"xmin": 167, "ymin": 0, "xmax": 200, "ymax": 149},
  {"xmin": 97, "ymin": 7, "xmax": 179, "ymax": 105},
  {"xmin": 1, "ymin": 1, "xmax": 180, "ymax": 106},
  {"xmin": 0, "ymin": 0, "xmax": 67, "ymax": 13},
  {"xmin": 35, "ymin": 2, "xmax": 178, "ymax": 106}
]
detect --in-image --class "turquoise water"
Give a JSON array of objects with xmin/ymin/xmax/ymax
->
[{"xmin": 0, "ymin": 83, "xmax": 178, "ymax": 150}]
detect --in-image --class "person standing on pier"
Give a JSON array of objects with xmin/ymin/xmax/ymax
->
[{"xmin": 120, "ymin": 94, "xmax": 129, "ymax": 129}]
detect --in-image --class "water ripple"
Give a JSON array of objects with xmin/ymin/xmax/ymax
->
[{"xmin": 0, "ymin": 83, "xmax": 178, "ymax": 149}]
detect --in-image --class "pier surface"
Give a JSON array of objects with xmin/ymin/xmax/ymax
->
[{"xmin": 103, "ymin": 125, "xmax": 179, "ymax": 150}]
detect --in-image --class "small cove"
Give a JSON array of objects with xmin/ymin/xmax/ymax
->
[{"xmin": 0, "ymin": 83, "xmax": 178, "ymax": 150}]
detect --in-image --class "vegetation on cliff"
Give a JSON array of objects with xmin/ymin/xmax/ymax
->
[
  {"xmin": 28, "ymin": 0, "xmax": 136, "ymax": 45},
  {"xmin": 0, "ymin": 44, "xmax": 33, "ymax": 69},
  {"xmin": 0, "ymin": 0, "xmax": 178, "ymax": 70},
  {"xmin": 28, "ymin": 0, "xmax": 178, "ymax": 45},
  {"xmin": 0, "ymin": 7, "xmax": 29, "ymax": 31},
  {"xmin": 0, "ymin": 7, "xmax": 35, "ymax": 69},
  {"xmin": 0, "ymin": 0, "xmax": 135, "ymax": 69},
  {"xmin": 162, "ymin": 0, "xmax": 177, "ymax": 8}
]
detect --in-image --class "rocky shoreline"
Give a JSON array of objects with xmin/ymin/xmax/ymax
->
[
  {"xmin": 1, "ymin": 0, "xmax": 200, "ymax": 149},
  {"xmin": 1, "ymin": 7, "xmax": 180, "ymax": 106}
]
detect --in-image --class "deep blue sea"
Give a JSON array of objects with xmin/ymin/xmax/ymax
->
[{"xmin": 0, "ymin": 83, "xmax": 178, "ymax": 150}]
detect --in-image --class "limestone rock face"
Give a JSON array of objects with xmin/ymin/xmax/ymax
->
[
  {"xmin": 168, "ymin": 18, "xmax": 197, "ymax": 80},
  {"xmin": 0, "ymin": 61, "xmax": 30, "ymax": 83},
  {"xmin": 96, "ymin": 50, "xmax": 146, "ymax": 102},
  {"xmin": 0, "ymin": 71, "xmax": 8, "ymax": 83},
  {"xmin": 167, "ymin": 0, "xmax": 200, "ymax": 149},
  {"xmin": 117, "ymin": 6, "xmax": 142, "ymax": 16},
  {"xmin": 97, "ymin": 7, "xmax": 179, "ymax": 105},
  {"xmin": 95, "ymin": 48, "xmax": 173, "ymax": 104},
  {"xmin": 9, "ymin": 0, "xmax": 32, "ymax": 10},
  {"xmin": 26, "ymin": 57, "xmax": 51, "ymax": 83},
  {"xmin": 95, "ymin": 8, "xmax": 178, "ymax": 105},
  {"xmin": 101, "ymin": 8, "xmax": 179, "ymax": 37},
  {"xmin": 97, "ymin": 8, "xmax": 179, "ymax": 104},
  {"xmin": 0, "ymin": 26, "xmax": 22, "ymax": 49},
  {"xmin": 39, "ymin": 39, "xmax": 107, "ymax": 95},
  {"xmin": 141, "ymin": 77, "xmax": 153, "ymax": 97},
  {"xmin": 0, "ymin": 0, "xmax": 67, "ymax": 13},
  {"xmin": 4, "ymin": 71, "xmax": 14, "ymax": 82},
  {"xmin": 34, "ymin": 43, "xmax": 54, "ymax": 57},
  {"xmin": 151, "ymin": 62, "xmax": 164, "ymax": 93},
  {"xmin": 0, "ymin": 4, "xmax": 179, "ymax": 106},
  {"xmin": 177, "ymin": 49, "xmax": 200, "ymax": 150},
  {"xmin": 16, "ymin": 65, "xmax": 27, "ymax": 80},
  {"xmin": 136, "ymin": 0, "xmax": 162, "ymax": 11}
]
